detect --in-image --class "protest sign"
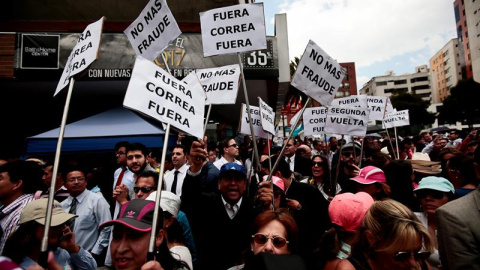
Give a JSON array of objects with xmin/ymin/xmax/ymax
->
[
  {"xmin": 386, "ymin": 98, "xmax": 394, "ymax": 114},
  {"xmin": 291, "ymin": 40, "xmax": 344, "ymax": 106},
  {"xmin": 54, "ymin": 17, "xmax": 105, "ymax": 96},
  {"xmin": 123, "ymin": 56, "xmax": 205, "ymax": 138},
  {"xmin": 366, "ymin": 96, "xmax": 388, "ymax": 121},
  {"xmin": 382, "ymin": 109, "xmax": 409, "ymax": 129},
  {"xmin": 258, "ymin": 97, "xmax": 275, "ymax": 135},
  {"xmin": 124, "ymin": 0, "xmax": 181, "ymax": 61},
  {"xmin": 324, "ymin": 106, "xmax": 370, "ymax": 137},
  {"xmin": 200, "ymin": 3, "xmax": 266, "ymax": 57},
  {"xmin": 195, "ymin": 64, "xmax": 241, "ymax": 104},
  {"xmin": 239, "ymin": 104, "xmax": 269, "ymax": 139},
  {"xmin": 289, "ymin": 110, "xmax": 302, "ymax": 127},
  {"xmin": 303, "ymin": 107, "xmax": 328, "ymax": 136},
  {"xmin": 331, "ymin": 95, "xmax": 367, "ymax": 108}
]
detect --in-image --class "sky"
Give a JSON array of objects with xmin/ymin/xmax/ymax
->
[{"xmin": 256, "ymin": 0, "xmax": 458, "ymax": 91}]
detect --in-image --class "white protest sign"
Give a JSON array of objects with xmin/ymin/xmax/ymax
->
[
  {"xmin": 303, "ymin": 107, "xmax": 328, "ymax": 136},
  {"xmin": 239, "ymin": 104, "xmax": 269, "ymax": 139},
  {"xmin": 324, "ymin": 106, "xmax": 370, "ymax": 137},
  {"xmin": 366, "ymin": 96, "xmax": 388, "ymax": 120},
  {"xmin": 200, "ymin": 3, "xmax": 267, "ymax": 57},
  {"xmin": 258, "ymin": 97, "xmax": 275, "ymax": 135},
  {"xmin": 331, "ymin": 95, "xmax": 367, "ymax": 108},
  {"xmin": 289, "ymin": 110, "xmax": 302, "ymax": 127},
  {"xmin": 123, "ymin": 56, "xmax": 205, "ymax": 138},
  {"xmin": 382, "ymin": 109, "xmax": 410, "ymax": 129},
  {"xmin": 195, "ymin": 64, "xmax": 241, "ymax": 104},
  {"xmin": 291, "ymin": 40, "xmax": 344, "ymax": 106},
  {"xmin": 386, "ymin": 98, "xmax": 394, "ymax": 114},
  {"xmin": 54, "ymin": 17, "xmax": 105, "ymax": 96},
  {"xmin": 124, "ymin": 0, "xmax": 181, "ymax": 61}
]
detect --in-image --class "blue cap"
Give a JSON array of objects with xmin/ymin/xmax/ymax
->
[
  {"xmin": 414, "ymin": 176, "xmax": 455, "ymax": 194},
  {"xmin": 220, "ymin": 162, "xmax": 246, "ymax": 177}
]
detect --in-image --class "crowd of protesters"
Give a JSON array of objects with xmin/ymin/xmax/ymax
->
[{"xmin": 0, "ymin": 127, "xmax": 479, "ymax": 270}]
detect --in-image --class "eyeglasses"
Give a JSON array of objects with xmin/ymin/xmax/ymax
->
[
  {"xmin": 67, "ymin": 177, "xmax": 86, "ymax": 183},
  {"xmin": 133, "ymin": 186, "xmax": 156, "ymax": 193},
  {"xmin": 394, "ymin": 251, "xmax": 431, "ymax": 262},
  {"xmin": 312, "ymin": 161, "xmax": 323, "ymax": 167},
  {"xmin": 415, "ymin": 190, "xmax": 446, "ymax": 200},
  {"xmin": 252, "ymin": 233, "xmax": 289, "ymax": 248},
  {"xmin": 228, "ymin": 144, "xmax": 238, "ymax": 148},
  {"xmin": 341, "ymin": 151, "xmax": 359, "ymax": 157}
]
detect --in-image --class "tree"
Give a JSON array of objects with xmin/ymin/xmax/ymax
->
[
  {"xmin": 438, "ymin": 78, "xmax": 480, "ymax": 128},
  {"xmin": 389, "ymin": 92, "xmax": 435, "ymax": 135}
]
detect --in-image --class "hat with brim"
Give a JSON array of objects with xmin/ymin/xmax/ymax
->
[
  {"xmin": 414, "ymin": 176, "xmax": 455, "ymax": 193},
  {"xmin": 20, "ymin": 198, "xmax": 76, "ymax": 226},
  {"xmin": 350, "ymin": 166, "xmax": 386, "ymax": 184},
  {"xmin": 410, "ymin": 160, "xmax": 442, "ymax": 175},
  {"xmin": 99, "ymin": 199, "xmax": 157, "ymax": 232},
  {"xmin": 220, "ymin": 162, "xmax": 246, "ymax": 179}
]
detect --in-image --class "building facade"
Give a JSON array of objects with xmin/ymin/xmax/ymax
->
[
  {"xmin": 464, "ymin": 0, "xmax": 480, "ymax": 82},
  {"xmin": 359, "ymin": 65, "xmax": 432, "ymax": 101},
  {"xmin": 454, "ymin": 0, "xmax": 473, "ymax": 79},
  {"xmin": 429, "ymin": 38, "xmax": 463, "ymax": 103},
  {"xmin": 337, "ymin": 62, "xmax": 357, "ymax": 97}
]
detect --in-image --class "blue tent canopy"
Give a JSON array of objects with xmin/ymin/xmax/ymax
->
[{"xmin": 25, "ymin": 107, "xmax": 176, "ymax": 155}]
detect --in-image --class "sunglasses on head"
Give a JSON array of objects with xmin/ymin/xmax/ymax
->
[
  {"xmin": 252, "ymin": 233, "xmax": 289, "ymax": 248},
  {"xmin": 415, "ymin": 189, "xmax": 445, "ymax": 200},
  {"xmin": 133, "ymin": 186, "xmax": 156, "ymax": 193},
  {"xmin": 394, "ymin": 251, "xmax": 431, "ymax": 262}
]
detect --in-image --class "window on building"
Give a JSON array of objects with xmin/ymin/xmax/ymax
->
[
  {"xmin": 445, "ymin": 67, "xmax": 450, "ymax": 74},
  {"xmin": 344, "ymin": 83, "xmax": 350, "ymax": 89},
  {"xmin": 394, "ymin": 79, "xmax": 407, "ymax": 85},
  {"xmin": 455, "ymin": 5, "xmax": 460, "ymax": 22},
  {"xmin": 376, "ymin": 81, "xmax": 387, "ymax": 86},
  {"xmin": 466, "ymin": 31, "xmax": 468, "ymax": 38},
  {"xmin": 446, "ymin": 77, "xmax": 451, "ymax": 82}
]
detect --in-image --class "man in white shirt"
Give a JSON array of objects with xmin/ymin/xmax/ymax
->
[
  {"xmin": 213, "ymin": 137, "xmax": 242, "ymax": 170},
  {"xmin": 164, "ymin": 144, "xmax": 189, "ymax": 196}
]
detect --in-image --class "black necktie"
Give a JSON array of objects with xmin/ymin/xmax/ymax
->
[
  {"xmin": 68, "ymin": 198, "xmax": 77, "ymax": 230},
  {"xmin": 171, "ymin": 171, "xmax": 180, "ymax": 194}
]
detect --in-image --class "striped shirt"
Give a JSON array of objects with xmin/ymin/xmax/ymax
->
[
  {"xmin": 0, "ymin": 194, "xmax": 35, "ymax": 254},
  {"xmin": 40, "ymin": 186, "xmax": 70, "ymax": 202}
]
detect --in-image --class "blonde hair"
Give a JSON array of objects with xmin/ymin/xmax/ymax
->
[{"xmin": 355, "ymin": 199, "xmax": 433, "ymax": 258}]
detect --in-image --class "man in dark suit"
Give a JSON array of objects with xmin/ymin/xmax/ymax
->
[
  {"xmin": 181, "ymin": 140, "xmax": 255, "ymax": 270},
  {"xmin": 282, "ymin": 138, "xmax": 313, "ymax": 178},
  {"xmin": 436, "ymin": 145, "xmax": 480, "ymax": 270}
]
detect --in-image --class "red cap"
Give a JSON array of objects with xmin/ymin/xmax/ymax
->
[{"xmin": 350, "ymin": 166, "xmax": 386, "ymax": 184}]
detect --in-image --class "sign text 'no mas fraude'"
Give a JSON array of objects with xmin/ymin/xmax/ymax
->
[
  {"xmin": 124, "ymin": 0, "xmax": 181, "ymax": 61},
  {"xmin": 54, "ymin": 17, "xmax": 104, "ymax": 96},
  {"xmin": 123, "ymin": 56, "xmax": 205, "ymax": 139},
  {"xmin": 291, "ymin": 40, "xmax": 344, "ymax": 106},
  {"xmin": 200, "ymin": 3, "xmax": 266, "ymax": 57}
]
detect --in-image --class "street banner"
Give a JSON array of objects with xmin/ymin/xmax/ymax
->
[
  {"xmin": 124, "ymin": 0, "xmax": 181, "ymax": 61},
  {"xmin": 382, "ymin": 109, "xmax": 410, "ymax": 129},
  {"xmin": 200, "ymin": 3, "xmax": 267, "ymax": 57},
  {"xmin": 195, "ymin": 64, "xmax": 241, "ymax": 104},
  {"xmin": 331, "ymin": 95, "xmax": 367, "ymax": 108},
  {"xmin": 303, "ymin": 107, "xmax": 328, "ymax": 135},
  {"xmin": 291, "ymin": 40, "xmax": 345, "ymax": 106},
  {"xmin": 367, "ymin": 96, "xmax": 388, "ymax": 120},
  {"xmin": 258, "ymin": 97, "xmax": 275, "ymax": 135},
  {"xmin": 54, "ymin": 17, "xmax": 105, "ymax": 96},
  {"xmin": 123, "ymin": 56, "xmax": 205, "ymax": 138},
  {"xmin": 324, "ymin": 106, "xmax": 370, "ymax": 137},
  {"xmin": 239, "ymin": 104, "xmax": 269, "ymax": 139}
]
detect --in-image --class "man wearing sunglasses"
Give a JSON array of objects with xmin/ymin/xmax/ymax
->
[
  {"xmin": 213, "ymin": 137, "xmax": 243, "ymax": 171},
  {"xmin": 331, "ymin": 142, "xmax": 362, "ymax": 194}
]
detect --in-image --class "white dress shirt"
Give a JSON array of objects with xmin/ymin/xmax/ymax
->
[{"xmin": 164, "ymin": 163, "xmax": 189, "ymax": 196}]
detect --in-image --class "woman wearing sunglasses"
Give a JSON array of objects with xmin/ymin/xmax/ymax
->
[
  {"xmin": 336, "ymin": 199, "xmax": 434, "ymax": 270},
  {"xmin": 304, "ymin": 155, "xmax": 340, "ymax": 201},
  {"xmin": 413, "ymin": 176, "xmax": 455, "ymax": 270},
  {"xmin": 227, "ymin": 208, "xmax": 300, "ymax": 270}
]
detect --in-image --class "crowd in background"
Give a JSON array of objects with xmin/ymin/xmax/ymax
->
[{"xmin": 0, "ymin": 127, "xmax": 479, "ymax": 270}]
